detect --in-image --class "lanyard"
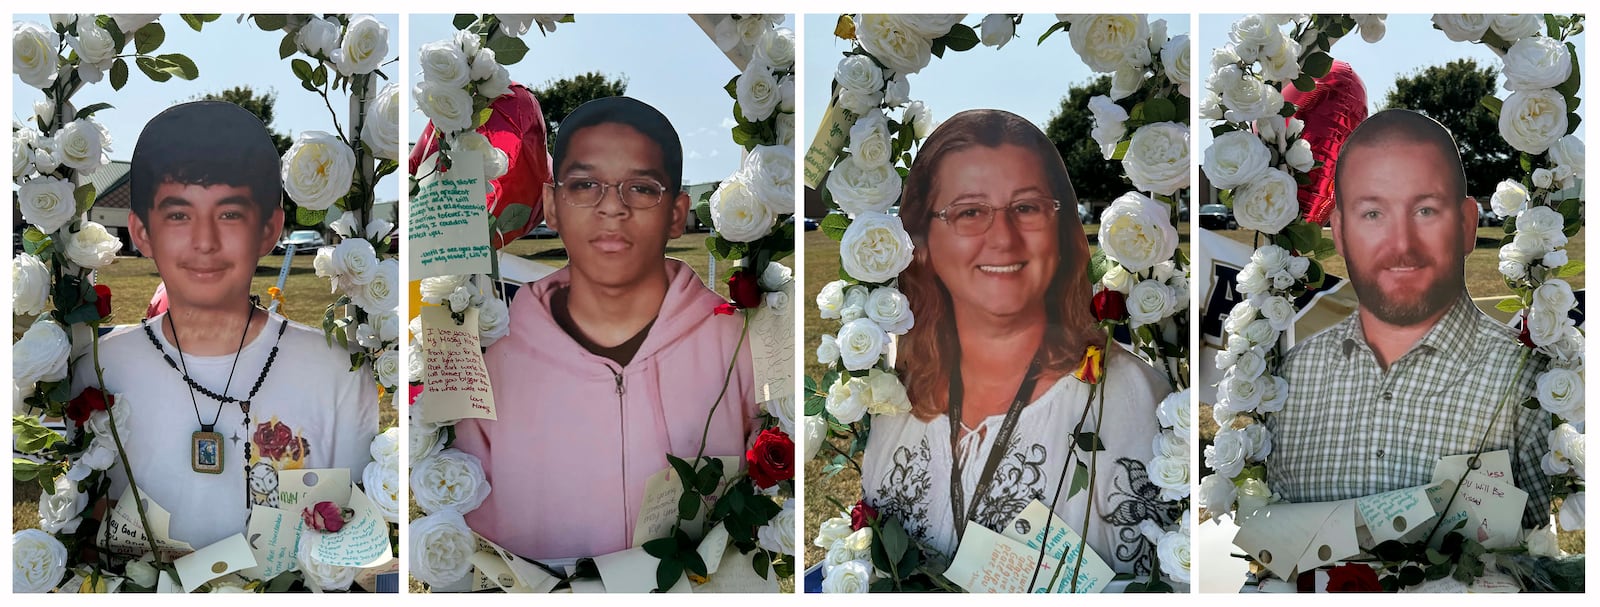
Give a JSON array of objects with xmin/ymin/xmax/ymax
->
[{"xmin": 948, "ymin": 351, "xmax": 1044, "ymax": 543}]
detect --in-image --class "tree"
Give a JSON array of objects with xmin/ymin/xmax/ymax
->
[
  {"xmin": 194, "ymin": 86, "xmax": 294, "ymax": 155},
  {"xmin": 1045, "ymin": 75, "xmax": 1125, "ymax": 209},
  {"xmin": 1384, "ymin": 58, "xmax": 1517, "ymax": 198},
  {"xmin": 527, "ymin": 71, "xmax": 628, "ymax": 153}
]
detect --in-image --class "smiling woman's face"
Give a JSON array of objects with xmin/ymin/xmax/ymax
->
[{"xmin": 925, "ymin": 144, "xmax": 1060, "ymax": 323}]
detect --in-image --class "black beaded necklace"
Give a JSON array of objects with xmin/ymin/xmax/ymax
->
[{"xmin": 142, "ymin": 305, "xmax": 288, "ymax": 475}]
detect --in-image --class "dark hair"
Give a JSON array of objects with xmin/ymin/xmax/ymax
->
[
  {"xmin": 130, "ymin": 101, "xmax": 282, "ymax": 223},
  {"xmin": 551, "ymin": 96, "xmax": 683, "ymax": 193},
  {"xmin": 1334, "ymin": 108, "xmax": 1467, "ymax": 212},
  {"xmin": 896, "ymin": 109, "xmax": 1101, "ymax": 422}
]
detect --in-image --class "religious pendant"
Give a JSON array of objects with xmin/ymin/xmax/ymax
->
[{"xmin": 192, "ymin": 426, "xmax": 223, "ymax": 474}]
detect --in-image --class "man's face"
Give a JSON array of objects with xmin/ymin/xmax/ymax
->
[
  {"xmin": 1332, "ymin": 140, "xmax": 1476, "ymax": 326},
  {"xmin": 545, "ymin": 122, "xmax": 688, "ymax": 291},
  {"xmin": 129, "ymin": 181, "xmax": 282, "ymax": 312}
]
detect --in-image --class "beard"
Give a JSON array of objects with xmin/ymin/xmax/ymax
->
[{"xmin": 1344, "ymin": 250, "xmax": 1466, "ymax": 327}]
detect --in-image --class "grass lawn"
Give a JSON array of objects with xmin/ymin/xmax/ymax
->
[{"xmin": 14, "ymin": 252, "xmax": 397, "ymax": 533}]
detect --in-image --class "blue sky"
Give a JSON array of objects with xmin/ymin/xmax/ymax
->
[
  {"xmin": 1197, "ymin": 13, "xmax": 1588, "ymax": 149},
  {"xmin": 407, "ymin": 14, "xmax": 794, "ymax": 186},
  {"xmin": 11, "ymin": 14, "xmax": 402, "ymax": 202},
  {"xmin": 802, "ymin": 14, "xmax": 1191, "ymax": 143}
]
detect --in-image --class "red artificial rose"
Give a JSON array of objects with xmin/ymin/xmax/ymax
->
[
  {"xmin": 727, "ymin": 269, "xmax": 762, "ymax": 309},
  {"xmin": 65, "ymin": 387, "xmax": 111, "ymax": 425},
  {"xmin": 1325, "ymin": 563, "xmax": 1381, "ymax": 592},
  {"xmin": 302, "ymin": 501, "xmax": 348, "ymax": 533},
  {"xmin": 1091, "ymin": 289, "xmax": 1127, "ymax": 322},
  {"xmin": 713, "ymin": 303, "xmax": 738, "ymax": 316},
  {"xmin": 254, "ymin": 420, "xmax": 295, "ymax": 460},
  {"xmin": 93, "ymin": 284, "xmax": 112, "ymax": 319},
  {"xmin": 850, "ymin": 499, "xmax": 879, "ymax": 531},
  {"xmin": 1518, "ymin": 316, "xmax": 1538, "ymax": 350},
  {"xmin": 745, "ymin": 427, "xmax": 795, "ymax": 489}
]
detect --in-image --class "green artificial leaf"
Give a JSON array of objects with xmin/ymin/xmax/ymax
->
[
  {"xmin": 696, "ymin": 459, "xmax": 723, "ymax": 495},
  {"xmin": 291, "ymin": 58, "xmax": 314, "ymax": 82},
  {"xmin": 724, "ymin": 75, "xmax": 739, "ymax": 99},
  {"xmin": 453, "ymin": 14, "xmax": 478, "ymax": 30},
  {"xmin": 110, "ymin": 58, "xmax": 129, "ymax": 90},
  {"xmin": 279, "ymin": 32, "xmax": 297, "ymax": 59},
  {"xmin": 665, "ymin": 454, "xmax": 696, "ymax": 492},
  {"xmin": 180, "ymin": 14, "xmax": 205, "ymax": 33},
  {"xmin": 486, "ymin": 33, "xmax": 529, "ymax": 65},
  {"xmin": 1303, "ymin": 51, "xmax": 1334, "ymax": 79},
  {"xmin": 682, "ymin": 548, "xmax": 708, "ymax": 577},
  {"xmin": 1278, "ymin": 101, "xmax": 1298, "ymax": 118},
  {"xmin": 155, "ymin": 53, "xmax": 198, "ymax": 79},
  {"xmin": 312, "ymin": 64, "xmax": 328, "ymax": 87},
  {"xmin": 13, "ymin": 416, "xmax": 64, "ymax": 453},
  {"xmin": 1068, "ymin": 462, "xmax": 1089, "ymax": 498},
  {"xmin": 1110, "ymin": 139, "xmax": 1131, "ymax": 161},
  {"xmin": 1555, "ymin": 260, "xmax": 1585, "ymax": 277},
  {"xmin": 295, "ymin": 207, "xmax": 328, "ymax": 226},
  {"xmin": 1291, "ymin": 73, "xmax": 1316, "ymax": 94},
  {"xmin": 1480, "ymin": 95, "xmax": 1504, "ymax": 117},
  {"xmin": 820, "ymin": 212, "xmax": 851, "ymax": 241},
  {"xmin": 75, "ymin": 102, "xmax": 113, "ymax": 120},
  {"xmin": 474, "ymin": 107, "xmax": 493, "ymax": 129},
  {"xmin": 135, "ymin": 56, "xmax": 173, "ymax": 82},
  {"xmin": 752, "ymin": 550, "xmax": 771, "ymax": 579},
  {"xmin": 134, "ymin": 22, "xmax": 165, "ymax": 55},
  {"xmin": 1520, "ymin": 396, "xmax": 1541, "ymax": 410},
  {"xmin": 882, "ymin": 517, "xmax": 910, "ymax": 567},
  {"xmin": 252, "ymin": 14, "xmax": 288, "ymax": 32},
  {"xmin": 1037, "ymin": 20, "xmax": 1068, "ymax": 44},
  {"xmin": 942, "ymin": 24, "xmax": 980, "ymax": 52},
  {"xmin": 677, "ymin": 490, "xmax": 700, "ymax": 521},
  {"xmin": 74, "ymin": 183, "xmax": 97, "ymax": 214},
  {"xmin": 1073, "ymin": 432, "xmax": 1106, "ymax": 452},
  {"xmin": 495, "ymin": 204, "xmax": 533, "ymax": 235},
  {"xmin": 655, "ymin": 558, "xmax": 683, "ymax": 592},
  {"xmin": 1142, "ymin": 98, "xmax": 1176, "ymax": 123},
  {"xmin": 1555, "ymin": 42, "xmax": 1582, "ymax": 98}
]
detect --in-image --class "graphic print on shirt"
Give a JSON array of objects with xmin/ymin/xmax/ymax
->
[
  {"xmin": 875, "ymin": 436, "xmax": 934, "ymax": 551},
  {"xmin": 1099, "ymin": 457, "xmax": 1179, "ymax": 574},
  {"xmin": 247, "ymin": 415, "xmax": 311, "ymax": 508}
]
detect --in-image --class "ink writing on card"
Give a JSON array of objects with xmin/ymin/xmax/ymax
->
[
  {"xmin": 410, "ymin": 151, "xmax": 493, "ymax": 279},
  {"xmin": 421, "ymin": 306, "xmax": 497, "ymax": 423}
]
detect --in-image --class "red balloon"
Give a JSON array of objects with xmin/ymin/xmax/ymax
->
[
  {"xmin": 1283, "ymin": 60, "xmax": 1368, "ymax": 225},
  {"xmin": 409, "ymin": 83, "xmax": 551, "ymax": 249}
]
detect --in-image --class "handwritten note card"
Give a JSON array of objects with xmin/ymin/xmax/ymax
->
[
  {"xmin": 1426, "ymin": 471, "xmax": 1527, "ymax": 549},
  {"xmin": 1232, "ymin": 501, "xmax": 1359, "ymax": 581},
  {"xmin": 305, "ymin": 484, "xmax": 393, "ymax": 568},
  {"xmin": 999, "ymin": 500, "xmax": 1113, "ymax": 593},
  {"xmin": 1354, "ymin": 484, "xmax": 1438, "ymax": 544},
  {"xmin": 693, "ymin": 547, "xmax": 781, "ymax": 593},
  {"xmin": 238, "ymin": 506, "xmax": 305, "ymax": 580},
  {"xmin": 275, "ymin": 468, "xmax": 351, "ymax": 511},
  {"xmin": 946, "ymin": 522, "xmax": 1050, "ymax": 593},
  {"xmin": 802, "ymin": 103, "xmax": 853, "ymax": 189},
  {"xmin": 98, "ymin": 487, "xmax": 194, "ymax": 557},
  {"xmin": 410, "ymin": 150, "xmax": 493, "ymax": 279},
  {"xmin": 632, "ymin": 456, "xmax": 743, "ymax": 547},
  {"xmin": 473, "ymin": 533, "xmax": 561, "ymax": 593},
  {"xmin": 422, "ymin": 305, "xmax": 497, "ymax": 424},
  {"xmin": 747, "ymin": 302, "xmax": 794, "ymax": 404},
  {"xmin": 174, "ymin": 534, "xmax": 257, "ymax": 592},
  {"xmin": 593, "ymin": 547, "xmax": 692, "ymax": 593}
]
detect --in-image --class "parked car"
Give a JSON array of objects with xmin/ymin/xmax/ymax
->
[
  {"xmin": 275, "ymin": 229, "xmax": 324, "ymax": 253},
  {"xmin": 1199, "ymin": 204, "xmax": 1237, "ymax": 230},
  {"xmin": 803, "ymin": 217, "xmax": 818, "ymax": 231},
  {"xmin": 526, "ymin": 222, "xmax": 559, "ymax": 239}
]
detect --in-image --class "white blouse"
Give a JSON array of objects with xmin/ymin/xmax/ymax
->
[{"xmin": 861, "ymin": 347, "xmax": 1173, "ymax": 575}]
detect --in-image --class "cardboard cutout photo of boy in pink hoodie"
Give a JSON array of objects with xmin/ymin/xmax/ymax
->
[{"xmin": 451, "ymin": 97, "xmax": 757, "ymax": 563}]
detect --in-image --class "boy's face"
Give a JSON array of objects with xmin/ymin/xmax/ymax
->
[
  {"xmin": 129, "ymin": 181, "xmax": 283, "ymax": 312},
  {"xmin": 545, "ymin": 122, "xmax": 689, "ymax": 291}
]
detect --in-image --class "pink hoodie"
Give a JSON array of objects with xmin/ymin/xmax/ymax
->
[{"xmin": 454, "ymin": 259, "xmax": 756, "ymax": 561}]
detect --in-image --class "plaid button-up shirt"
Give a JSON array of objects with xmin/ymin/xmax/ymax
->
[{"xmin": 1266, "ymin": 293, "xmax": 1551, "ymax": 529}]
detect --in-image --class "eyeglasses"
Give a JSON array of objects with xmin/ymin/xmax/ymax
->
[
  {"xmin": 932, "ymin": 198, "xmax": 1061, "ymax": 236},
  {"xmin": 553, "ymin": 177, "xmax": 669, "ymax": 209}
]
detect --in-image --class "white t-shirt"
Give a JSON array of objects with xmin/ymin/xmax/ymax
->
[
  {"xmin": 74, "ymin": 312, "xmax": 377, "ymax": 549},
  {"xmin": 861, "ymin": 347, "xmax": 1172, "ymax": 574}
]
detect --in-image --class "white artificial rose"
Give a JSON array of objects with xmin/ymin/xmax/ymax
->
[
  {"xmin": 419, "ymin": 275, "xmax": 467, "ymax": 306},
  {"xmin": 477, "ymin": 63, "xmax": 513, "ymax": 99},
  {"xmin": 1198, "ymin": 474, "xmax": 1237, "ymax": 514},
  {"xmin": 1500, "ymin": 88, "xmax": 1569, "ymax": 154},
  {"xmin": 13, "ymin": 318, "xmax": 71, "ymax": 387},
  {"xmin": 1258, "ymin": 36, "xmax": 1303, "ymax": 83},
  {"xmin": 13, "ymin": 254, "xmax": 51, "ymax": 317},
  {"xmin": 816, "ymin": 280, "xmax": 848, "ymax": 319},
  {"xmin": 1122, "ymin": 122, "xmax": 1189, "ymax": 196},
  {"xmin": 839, "ymin": 212, "xmax": 914, "ymax": 283},
  {"xmin": 1101, "ymin": 264, "xmax": 1134, "ymax": 294},
  {"xmin": 362, "ymin": 81, "xmax": 402, "ymax": 161},
  {"xmin": 1231, "ymin": 168, "xmax": 1299, "ymax": 234},
  {"xmin": 736, "ymin": 59, "xmax": 781, "ymax": 122},
  {"xmin": 1491, "ymin": 15, "xmax": 1543, "ymax": 43},
  {"xmin": 1157, "ymin": 389, "xmax": 1191, "ymax": 442},
  {"xmin": 1228, "ymin": 14, "xmax": 1284, "ymax": 64},
  {"xmin": 1156, "ymin": 526, "xmax": 1192, "ymax": 583},
  {"xmin": 864, "ymin": 369, "xmax": 911, "ymax": 416},
  {"xmin": 414, "ymin": 81, "xmax": 475, "ymax": 134},
  {"xmin": 1243, "ymin": 318, "xmax": 1276, "ymax": 348},
  {"xmin": 817, "ymin": 334, "xmax": 841, "ymax": 366},
  {"xmin": 409, "ymin": 511, "xmax": 475, "ymax": 587},
  {"xmin": 13, "ymin": 124, "xmax": 38, "ymax": 178},
  {"xmin": 13, "ymin": 22, "xmax": 60, "ymax": 90},
  {"xmin": 1558, "ymin": 492, "xmax": 1586, "ymax": 531},
  {"xmin": 374, "ymin": 346, "xmax": 400, "ymax": 389},
  {"xmin": 904, "ymin": 100, "xmax": 935, "ymax": 140},
  {"xmin": 362, "ymin": 461, "xmax": 400, "ymax": 524},
  {"xmin": 779, "ymin": 75, "xmax": 796, "ymax": 113},
  {"xmin": 759, "ymin": 261, "xmax": 793, "ymax": 291},
  {"xmin": 1224, "ymin": 300, "xmax": 1258, "ymax": 336},
  {"xmin": 1257, "ymin": 374, "xmax": 1289, "ymax": 414},
  {"xmin": 1542, "ymin": 423, "xmax": 1585, "ymax": 478},
  {"xmin": 1236, "ymin": 478, "xmax": 1276, "ymax": 518},
  {"xmin": 54, "ymin": 118, "xmax": 110, "ymax": 173},
  {"xmin": 836, "ymin": 318, "xmax": 888, "ymax": 371},
  {"xmin": 709, "ymin": 176, "xmax": 773, "ymax": 243},
  {"xmin": 453, "ymin": 132, "xmax": 509, "ymax": 181},
  {"xmin": 353, "ymin": 257, "xmax": 399, "ymax": 314},
  {"xmin": 1543, "ymin": 248, "xmax": 1569, "ymax": 270},
  {"xmin": 757, "ymin": 499, "xmax": 797, "ymax": 556},
  {"xmin": 1503, "ymin": 36, "xmax": 1573, "ymax": 92},
  {"xmin": 1128, "ymin": 280, "xmax": 1176, "ymax": 327},
  {"xmin": 38, "ymin": 475, "xmax": 86, "ymax": 535},
  {"xmin": 1098, "ymin": 192, "xmax": 1179, "ymax": 272},
  {"xmin": 367, "ymin": 426, "xmax": 400, "ymax": 464},
  {"xmin": 1527, "ymin": 305, "xmax": 1575, "ymax": 349},
  {"xmin": 1498, "ymin": 244, "xmax": 1531, "ymax": 282},
  {"xmin": 980, "ymin": 14, "xmax": 1015, "ymax": 49},
  {"xmin": 1216, "ymin": 67, "xmax": 1284, "ymax": 124},
  {"xmin": 296, "ymin": 17, "xmax": 340, "ymax": 57},
  {"xmin": 826, "ymin": 377, "xmax": 868, "ymax": 424},
  {"xmin": 813, "ymin": 515, "xmax": 852, "ymax": 548},
  {"xmin": 31, "ymin": 135, "xmax": 62, "ymax": 175},
  {"xmin": 64, "ymin": 221, "xmax": 120, "ymax": 269},
  {"xmin": 1515, "ymin": 206, "xmax": 1568, "ymax": 256},
  {"xmin": 1162, "ymin": 34, "xmax": 1190, "ymax": 97},
  {"xmin": 864, "ymin": 286, "xmax": 914, "ymax": 335},
  {"xmin": 856, "ymin": 14, "xmax": 934, "ymax": 76},
  {"xmin": 883, "ymin": 75, "xmax": 910, "ymax": 108},
  {"xmin": 1239, "ymin": 422, "xmax": 1273, "ymax": 461},
  {"xmin": 1069, "ymin": 14, "xmax": 1150, "ymax": 72},
  {"xmin": 409, "ymin": 410, "xmax": 444, "ymax": 466},
  {"xmin": 1285, "ymin": 138, "xmax": 1314, "ymax": 173},
  {"xmin": 123, "ymin": 556, "xmax": 159, "ymax": 588},
  {"xmin": 109, "ymin": 14, "xmax": 159, "ymax": 34},
  {"xmin": 1533, "ymin": 278, "xmax": 1577, "ymax": 315},
  {"xmin": 477, "ymin": 294, "xmax": 510, "ymax": 348},
  {"xmin": 825, "ymin": 157, "xmax": 902, "ymax": 217},
  {"xmin": 496, "ymin": 14, "xmax": 536, "ymax": 38},
  {"xmin": 1432, "ymin": 14, "xmax": 1491, "ymax": 42},
  {"xmin": 467, "ymin": 47, "xmax": 496, "ymax": 81},
  {"xmin": 1352, "ymin": 14, "xmax": 1387, "ymax": 43},
  {"xmin": 821, "ymin": 559, "xmax": 873, "ymax": 593},
  {"xmin": 1205, "ymin": 427, "xmax": 1248, "ymax": 479},
  {"xmin": 849, "ymin": 111, "xmax": 893, "ymax": 169},
  {"xmin": 332, "ymin": 14, "xmax": 389, "ymax": 76},
  {"xmin": 411, "ymin": 448, "xmax": 492, "ymax": 514},
  {"xmin": 12, "ymin": 529, "xmax": 68, "ymax": 593},
  {"xmin": 834, "ymin": 55, "xmax": 885, "ymax": 116},
  {"xmin": 1232, "ymin": 350, "xmax": 1267, "ymax": 382},
  {"xmin": 1491, "ymin": 180, "xmax": 1530, "ymax": 218},
  {"xmin": 764, "ymin": 395, "xmax": 796, "ymax": 436},
  {"xmin": 1258, "ymin": 295, "xmax": 1297, "ymax": 332},
  {"xmin": 803, "ymin": 415, "xmax": 828, "ymax": 460},
  {"xmin": 1548, "ymin": 135, "xmax": 1584, "ymax": 180},
  {"xmin": 753, "ymin": 27, "xmax": 795, "ymax": 70},
  {"xmin": 765, "ymin": 288, "xmax": 791, "ymax": 313},
  {"xmin": 18, "ymin": 176, "xmax": 78, "ymax": 235},
  {"xmin": 332, "ymin": 237, "xmax": 379, "ymax": 286},
  {"xmin": 1088, "ymin": 95, "xmax": 1130, "ymax": 159},
  {"xmin": 897, "ymin": 15, "xmax": 965, "ymax": 38},
  {"xmin": 1532, "ymin": 167, "xmax": 1554, "ymax": 190},
  {"xmin": 281, "ymin": 131, "xmax": 356, "ymax": 211},
  {"xmin": 1147, "ymin": 19, "xmax": 1168, "ymax": 57},
  {"xmin": 1527, "ymin": 522, "xmax": 1563, "ymax": 558},
  {"xmin": 1535, "ymin": 367, "xmax": 1584, "ymax": 422},
  {"xmin": 1149, "ymin": 455, "xmax": 1190, "ymax": 501}
]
